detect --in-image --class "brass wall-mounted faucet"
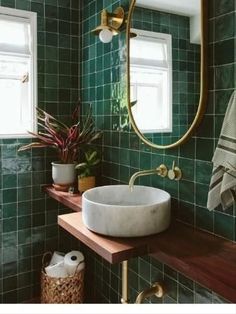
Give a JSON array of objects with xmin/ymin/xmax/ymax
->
[
  {"xmin": 129, "ymin": 164, "xmax": 168, "ymax": 190},
  {"xmin": 135, "ymin": 282, "xmax": 165, "ymax": 303}
]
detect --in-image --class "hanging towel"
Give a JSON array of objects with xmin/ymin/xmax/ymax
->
[{"xmin": 207, "ymin": 90, "xmax": 236, "ymax": 211}]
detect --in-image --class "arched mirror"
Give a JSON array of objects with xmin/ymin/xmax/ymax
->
[{"xmin": 126, "ymin": 0, "xmax": 208, "ymax": 149}]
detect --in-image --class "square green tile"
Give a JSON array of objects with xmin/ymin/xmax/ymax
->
[{"xmin": 214, "ymin": 211, "xmax": 235, "ymax": 240}]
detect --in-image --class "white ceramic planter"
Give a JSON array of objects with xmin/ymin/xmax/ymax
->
[{"xmin": 51, "ymin": 162, "xmax": 75, "ymax": 185}]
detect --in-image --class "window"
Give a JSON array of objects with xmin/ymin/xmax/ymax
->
[
  {"xmin": 130, "ymin": 29, "xmax": 172, "ymax": 133},
  {"xmin": 0, "ymin": 7, "xmax": 37, "ymax": 138}
]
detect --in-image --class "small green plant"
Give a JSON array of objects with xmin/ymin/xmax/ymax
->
[{"xmin": 75, "ymin": 150, "xmax": 101, "ymax": 178}]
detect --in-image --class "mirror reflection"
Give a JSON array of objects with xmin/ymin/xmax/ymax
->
[{"xmin": 129, "ymin": 0, "xmax": 201, "ymax": 146}]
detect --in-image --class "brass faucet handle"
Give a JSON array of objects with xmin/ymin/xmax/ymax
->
[
  {"xmin": 135, "ymin": 281, "xmax": 165, "ymax": 303},
  {"xmin": 157, "ymin": 164, "xmax": 168, "ymax": 177},
  {"xmin": 153, "ymin": 282, "xmax": 165, "ymax": 298},
  {"xmin": 168, "ymin": 161, "xmax": 182, "ymax": 181}
]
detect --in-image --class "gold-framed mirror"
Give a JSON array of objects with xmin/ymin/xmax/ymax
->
[{"xmin": 126, "ymin": 0, "xmax": 208, "ymax": 149}]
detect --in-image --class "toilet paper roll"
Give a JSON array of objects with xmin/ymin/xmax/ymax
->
[
  {"xmin": 50, "ymin": 251, "xmax": 65, "ymax": 265},
  {"xmin": 76, "ymin": 261, "xmax": 85, "ymax": 274},
  {"xmin": 45, "ymin": 261, "xmax": 68, "ymax": 278},
  {"xmin": 64, "ymin": 251, "xmax": 84, "ymax": 276}
]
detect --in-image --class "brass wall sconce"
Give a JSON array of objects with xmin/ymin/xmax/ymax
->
[{"xmin": 91, "ymin": 7, "xmax": 125, "ymax": 43}]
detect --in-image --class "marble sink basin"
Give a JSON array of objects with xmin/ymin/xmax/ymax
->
[{"xmin": 82, "ymin": 185, "xmax": 171, "ymax": 237}]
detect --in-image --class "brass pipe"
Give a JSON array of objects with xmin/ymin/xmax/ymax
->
[
  {"xmin": 129, "ymin": 164, "xmax": 168, "ymax": 190},
  {"xmin": 135, "ymin": 282, "xmax": 165, "ymax": 304},
  {"xmin": 121, "ymin": 260, "xmax": 129, "ymax": 304}
]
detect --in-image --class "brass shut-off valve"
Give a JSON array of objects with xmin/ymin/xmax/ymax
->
[{"xmin": 168, "ymin": 161, "xmax": 182, "ymax": 181}]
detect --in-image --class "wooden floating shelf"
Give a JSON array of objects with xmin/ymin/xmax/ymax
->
[
  {"xmin": 45, "ymin": 186, "xmax": 236, "ymax": 303},
  {"xmin": 58, "ymin": 212, "xmax": 148, "ymax": 264},
  {"xmin": 44, "ymin": 185, "xmax": 82, "ymax": 212}
]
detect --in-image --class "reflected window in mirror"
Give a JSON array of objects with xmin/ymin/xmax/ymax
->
[{"xmin": 130, "ymin": 29, "xmax": 172, "ymax": 133}]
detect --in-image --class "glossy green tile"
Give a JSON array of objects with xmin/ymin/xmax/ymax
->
[
  {"xmin": 3, "ymin": 247, "xmax": 17, "ymax": 264},
  {"xmin": 214, "ymin": 0, "xmax": 235, "ymax": 17},
  {"xmin": 31, "ymin": 2, "xmax": 43, "ymax": 16},
  {"xmin": 195, "ymin": 183, "xmax": 209, "ymax": 207},
  {"xmin": 140, "ymin": 152, "xmax": 151, "ymax": 169},
  {"xmin": 215, "ymin": 115, "xmax": 225, "ymax": 139},
  {"xmin": 214, "ymin": 211, "xmax": 235, "ymax": 240},
  {"xmin": 150, "ymin": 265, "xmax": 163, "ymax": 284},
  {"xmin": 195, "ymin": 283, "xmax": 212, "ymax": 303},
  {"xmin": 2, "ymin": 175, "xmax": 17, "ymax": 189},
  {"xmin": 196, "ymin": 139, "xmax": 214, "ymax": 162},
  {"xmin": 18, "ymin": 216, "xmax": 32, "ymax": 230},
  {"xmin": 179, "ymin": 138, "xmax": 195, "ymax": 159},
  {"xmin": 3, "ymin": 218, "xmax": 17, "ymax": 233},
  {"xmin": 164, "ymin": 265, "xmax": 177, "ymax": 280},
  {"xmin": 3, "ymin": 189, "xmax": 17, "ymax": 204},
  {"xmin": 196, "ymin": 161, "xmax": 212, "ymax": 185},
  {"xmin": 212, "ymin": 293, "xmax": 230, "ymax": 304},
  {"xmin": 18, "ymin": 258, "xmax": 32, "ymax": 273},
  {"xmin": 196, "ymin": 115, "xmax": 214, "ymax": 138},
  {"xmin": 17, "ymin": 287, "xmax": 32, "ymax": 304},
  {"xmin": 16, "ymin": 0, "xmax": 30, "ymax": 10},
  {"xmin": 179, "ymin": 181, "xmax": 194, "ymax": 203},
  {"xmin": 18, "ymin": 201, "xmax": 31, "ymax": 217},
  {"xmin": 3, "ymin": 276, "xmax": 17, "ymax": 293},
  {"xmin": 215, "ymin": 39, "xmax": 234, "ymax": 65},
  {"xmin": 215, "ymin": 64, "xmax": 235, "ymax": 90},
  {"xmin": 2, "ymin": 261, "xmax": 17, "ymax": 277},
  {"xmin": 2, "ymin": 145, "xmax": 17, "ymax": 159},
  {"xmin": 196, "ymin": 206, "xmax": 213, "ymax": 232},
  {"xmin": 18, "ymin": 173, "xmax": 32, "ymax": 187},
  {"xmin": 17, "ymin": 187, "xmax": 32, "ymax": 202},
  {"xmin": 1, "ymin": 0, "xmax": 15, "ymax": 7},
  {"xmin": 2, "ymin": 232, "xmax": 17, "ymax": 248},
  {"xmin": 139, "ymin": 258, "xmax": 151, "ymax": 282},
  {"xmin": 2, "ymin": 291, "xmax": 16, "ymax": 304},
  {"xmin": 178, "ymin": 284, "xmax": 194, "ymax": 303},
  {"xmin": 2, "ymin": 204, "xmax": 17, "ymax": 219},
  {"xmin": 215, "ymin": 13, "xmax": 235, "ymax": 41},
  {"xmin": 178, "ymin": 274, "xmax": 194, "ymax": 291},
  {"xmin": 119, "ymin": 165, "xmax": 130, "ymax": 182},
  {"xmin": 215, "ymin": 90, "xmax": 233, "ymax": 114},
  {"xmin": 18, "ymin": 229, "xmax": 32, "ymax": 246},
  {"xmin": 179, "ymin": 158, "xmax": 194, "ymax": 182},
  {"xmin": 164, "ymin": 275, "xmax": 178, "ymax": 301},
  {"xmin": 176, "ymin": 201, "xmax": 195, "ymax": 225}
]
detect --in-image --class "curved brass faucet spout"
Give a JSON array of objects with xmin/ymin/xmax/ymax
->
[
  {"xmin": 129, "ymin": 164, "xmax": 168, "ymax": 190},
  {"xmin": 135, "ymin": 282, "xmax": 165, "ymax": 304}
]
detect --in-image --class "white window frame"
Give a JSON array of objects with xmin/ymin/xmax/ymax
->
[
  {"xmin": 0, "ymin": 6, "xmax": 37, "ymax": 138},
  {"xmin": 130, "ymin": 28, "xmax": 172, "ymax": 133}
]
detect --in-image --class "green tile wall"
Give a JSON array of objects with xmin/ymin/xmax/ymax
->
[
  {"xmin": 0, "ymin": 0, "xmax": 80, "ymax": 303},
  {"xmin": 0, "ymin": 0, "xmax": 235, "ymax": 305},
  {"xmin": 80, "ymin": 0, "xmax": 235, "ymax": 304}
]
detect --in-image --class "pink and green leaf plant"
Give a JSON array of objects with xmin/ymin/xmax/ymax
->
[{"xmin": 18, "ymin": 101, "xmax": 102, "ymax": 164}]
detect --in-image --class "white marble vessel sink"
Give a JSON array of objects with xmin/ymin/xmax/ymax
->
[{"xmin": 82, "ymin": 185, "xmax": 171, "ymax": 237}]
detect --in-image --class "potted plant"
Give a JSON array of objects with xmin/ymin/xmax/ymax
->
[
  {"xmin": 18, "ymin": 101, "xmax": 102, "ymax": 191},
  {"xmin": 75, "ymin": 149, "xmax": 101, "ymax": 193}
]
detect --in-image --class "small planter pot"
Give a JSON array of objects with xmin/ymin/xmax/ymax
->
[
  {"xmin": 78, "ymin": 176, "xmax": 95, "ymax": 193},
  {"xmin": 52, "ymin": 162, "xmax": 75, "ymax": 191}
]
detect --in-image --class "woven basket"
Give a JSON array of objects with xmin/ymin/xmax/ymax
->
[{"xmin": 41, "ymin": 252, "xmax": 84, "ymax": 304}]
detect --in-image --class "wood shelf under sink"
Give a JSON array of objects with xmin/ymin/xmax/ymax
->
[{"xmin": 44, "ymin": 185, "xmax": 236, "ymax": 303}]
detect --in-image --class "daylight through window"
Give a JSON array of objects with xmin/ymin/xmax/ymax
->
[{"xmin": 0, "ymin": 7, "xmax": 37, "ymax": 137}]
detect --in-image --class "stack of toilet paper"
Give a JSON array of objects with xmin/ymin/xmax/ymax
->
[{"xmin": 45, "ymin": 251, "xmax": 85, "ymax": 278}]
